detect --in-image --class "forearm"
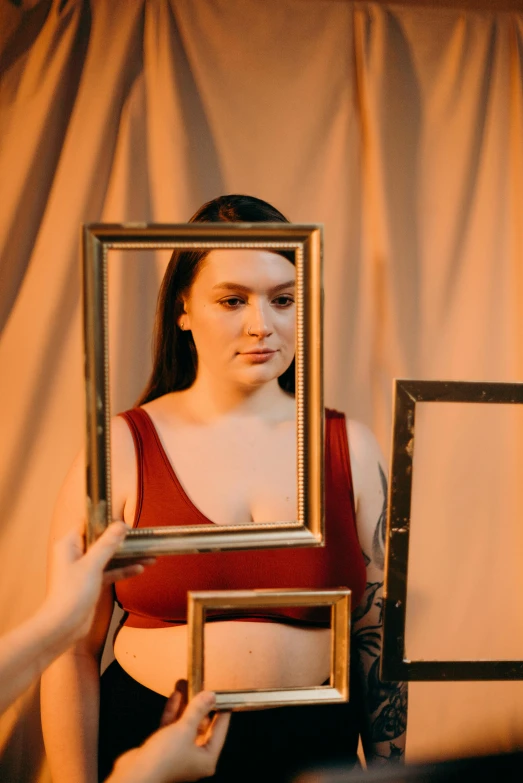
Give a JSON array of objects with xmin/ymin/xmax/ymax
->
[
  {"xmin": 353, "ymin": 615, "xmax": 408, "ymax": 764},
  {"xmin": 41, "ymin": 647, "xmax": 101, "ymax": 783},
  {"xmin": 349, "ymin": 446, "xmax": 408, "ymax": 765},
  {"xmin": 0, "ymin": 606, "xmax": 77, "ymax": 715},
  {"xmin": 360, "ymin": 675, "xmax": 407, "ymax": 764}
]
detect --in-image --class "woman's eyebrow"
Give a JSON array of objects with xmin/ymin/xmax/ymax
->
[{"xmin": 212, "ymin": 280, "xmax": 295, "ymax": 293}]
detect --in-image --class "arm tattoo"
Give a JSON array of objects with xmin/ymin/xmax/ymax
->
[
  {"xmin": 354, "ymin": 574, "xmax": 407, "ymax": 760},
  {"xmin": 376, "ymin": 743, "xmax": 404, "ymax": 762},
  {"xmin": 371, "ymin": 464, "xmax": 387, "ymax": 570},
  {"xmin": 354, "ymin": 463, "xmax": 407, "ymax": 762},
  {"xmin": 367, "ymin": 658, "xmax": 408, "ymax": 742}
]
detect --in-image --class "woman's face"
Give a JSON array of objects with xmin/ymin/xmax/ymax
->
[{"xmin": 180, "ymin": 249, "xmax": 296, "ymax": 389}]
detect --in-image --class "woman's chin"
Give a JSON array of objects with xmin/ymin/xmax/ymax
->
[{"xmin": 234, "ymin": 366, "xmax": 284, "ymax": 389}]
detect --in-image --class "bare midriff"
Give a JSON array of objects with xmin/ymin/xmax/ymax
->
[{"xmin": 114, "ymin": 621, "xmax": 331, "ymax": 696}]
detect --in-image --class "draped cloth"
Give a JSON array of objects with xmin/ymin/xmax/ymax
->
[{"xmin": 1, "ymin": 1, "xmax": 523, "ymax": 779}]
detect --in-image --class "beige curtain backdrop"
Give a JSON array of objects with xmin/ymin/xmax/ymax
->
[{"xmin": 1, "ymin": 0, "xmax": 523, "ymax": 779}]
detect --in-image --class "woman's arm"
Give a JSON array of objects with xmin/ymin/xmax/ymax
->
[
  {"xmin": 41, "ymin": 417, "xmax": 138, "ymax": 782},
  {"xmin": 41, "ymin": 452, "xmax": 115, "ymax": 782},
  {"xmin": 348, "ymin": 419, "xmax": 407, "ymax": 765},
  {"xmin": 40, "ymin": 586, "xmax": 115, "ymax": 782},
  {"xmin": 41, "ymin": 595, "xmax": 113, "ymax": 783}
]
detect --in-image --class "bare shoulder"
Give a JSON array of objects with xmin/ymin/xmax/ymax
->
[
  {"xmin": 345, "ymin": 418, "xmax": 388, "ymax": 556},
  {"xmin": 346, "ymin": 419, "xmax": 384, "ymax": 465},
  {"xmin": 346, "ymin": 419, "xmax": 386, "ymax": 498},
  {"xmin": 109, "ymin": 414, "xmax": 138, "ymax": 519},
  {"xmin": 110, "ymin": 413, "xmax": 137, "ymax": 468},
  {"xmin": 51, "ymin": 414, "xmax": 136, "ymax": 543}
]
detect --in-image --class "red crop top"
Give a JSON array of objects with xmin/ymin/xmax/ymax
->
[{"xmin": 114, "ymin": 407, "xmax": 367, "ymax": 628}]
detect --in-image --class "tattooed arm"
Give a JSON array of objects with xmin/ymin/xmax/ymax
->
[{"xmin": 347, "ymin": 419, "xmax": 407, "ymax": 765}]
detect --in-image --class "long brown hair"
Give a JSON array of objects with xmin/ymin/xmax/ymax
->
[{"xmin": 137, "ymin": 195, "xmax": 295, "ymax": 405}]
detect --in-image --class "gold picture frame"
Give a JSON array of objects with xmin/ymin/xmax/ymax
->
[
  {"xmin": 187, "ymin": 589, "xmax": 351, "ymax": 710},
  {"xmin": 82, "ymin": 223, "xmax": 324, "ymax": 557},
  {"xmin": 382, "ymin": 379, "xmax": 523, "ymax": 681}
]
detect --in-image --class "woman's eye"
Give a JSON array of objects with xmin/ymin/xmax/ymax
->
[
  {"xmin": 219, "ymin": 297, "xmax": 244, "ymax": 308},
  {"xmin": 273, "ymin": 295, "xmax": 295, "ymax": 308}
]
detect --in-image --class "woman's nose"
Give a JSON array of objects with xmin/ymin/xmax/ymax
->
[{"xmin": 246, "ymin": 301, "xmax": 273, "ymax": 337}]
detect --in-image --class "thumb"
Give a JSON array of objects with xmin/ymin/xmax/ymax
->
[
  {"xmin": 82, "ymin": 522, "xmax": 128, "ymax": 573},
  {"xmin": 177, "ymin": 691, "xmax": 217, "ymax": 735},
  {"xmin": 159, "ymin": 689, "xmax": 183, "ymax": 727}
]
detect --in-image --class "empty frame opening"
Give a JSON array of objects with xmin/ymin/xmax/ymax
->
[{"xmin": 405, "ymin": 401, "xmax": 523, "ymax": 663}]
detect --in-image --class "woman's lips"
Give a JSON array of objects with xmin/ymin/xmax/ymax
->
[{"xmin": 239, "ymin": 349, "xmax": 277, "ymax": 363}]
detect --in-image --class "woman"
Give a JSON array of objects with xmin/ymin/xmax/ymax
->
[{"xmin": 42, "ymin": 195, "xmax": 407, "ymax": 782}]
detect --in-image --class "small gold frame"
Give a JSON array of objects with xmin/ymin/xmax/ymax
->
[
  {"xmin": 82, "ymin": 223, "xmax": 324, "ymax": 557},
  {"xmin": 187, "ymin": 589, "xmax": 351, "ymax": 710},
  {"xmin": 382, "ymin": 379, "xmax": 523, "ymax": 681}
]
